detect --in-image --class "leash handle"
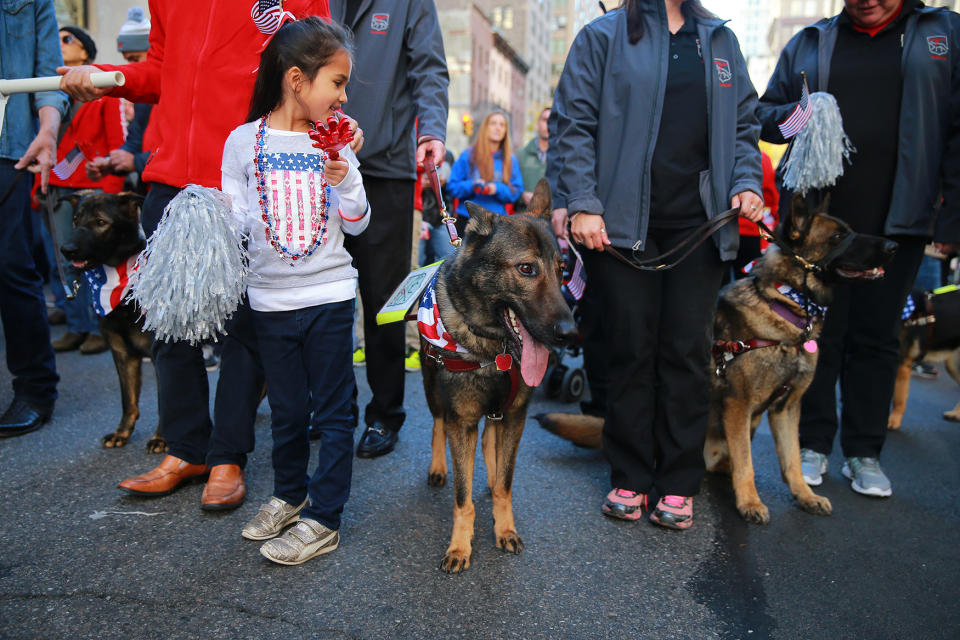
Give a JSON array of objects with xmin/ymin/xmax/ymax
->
[{"xmin": 423, "ymin": 149, "xmax": 460, "ymax": 247}]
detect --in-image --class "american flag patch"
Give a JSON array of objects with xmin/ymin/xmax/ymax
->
[
  {"xmin": 263, "ymin": 152, "xmax": 329, "ymax": 252},
  {"xmin": 778, "ymin": 76, "xmax": 812, "ymax": 140},
  {"xmin": 251, "ymin": 0, "xmax": 292, "ymax": 35},
  {"xmin": 84, "ymin": 254, "xmax": 138, "ymax": 317},
  {"xmin": 52, "ymin": 146, "xmax": 85, "ymax": 180}
]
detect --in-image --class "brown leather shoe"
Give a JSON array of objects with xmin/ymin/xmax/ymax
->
[
  {"xmin": 200, "ymin": 464, "xmax": 246, "ymax": 511},
  {"xmin": 52, "ymin": 332, "xmax": 87, "ymax": 352},
  {"xmin": 118, "ymin": 455, "xmax": 209, "ymax": 496}
]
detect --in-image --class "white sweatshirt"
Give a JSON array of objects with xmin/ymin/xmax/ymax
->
[{"xmin": 221, "ymin": 121, "xmax": 370, "ymax": 312}]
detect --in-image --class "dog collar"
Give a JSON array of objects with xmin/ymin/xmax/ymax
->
[
  {"xmin": 774, "ymin": 282, "xmax": 828, "ymax": 317},
  {"xmin": 84, "ymin": 254, "xmax": 139, "ymax": 317}
]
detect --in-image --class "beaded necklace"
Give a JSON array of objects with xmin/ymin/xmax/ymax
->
[{"xmin": 254, "ymin": 112, "xmax": 330, "ymax": 264}]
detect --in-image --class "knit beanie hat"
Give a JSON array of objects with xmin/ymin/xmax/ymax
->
[
  {"xmin": 117, "ymin": 6, "xmax": 151, "ymax": 53},
  {"xmin": 61, "ymin": 25, "xmax": 97, "ymax": 63}
]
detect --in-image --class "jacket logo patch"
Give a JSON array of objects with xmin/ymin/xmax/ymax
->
[
  {"xmin": 928, "ymin": 35, "xmax": 948, "ymax": 60},
  {"xmin": 371, "ymin": 13, "xmax": 389, "ymax": 33},
  {"xmin": 713, "ymin": 58, "xmax": 732, "ymax": 86}
]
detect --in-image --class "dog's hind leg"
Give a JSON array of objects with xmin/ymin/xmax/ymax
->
[
  {"xmin": 723, "ymin": 397, "xmax": 770, "ymax": 524},
  {"xmin": 888, "ymin": 361, "xmax": 912, "ymax": 430},
  {"xmin": 490, "ymin": 418, "xmax": 524, "ymax": 554},
  {"xmin": 769, "ymin": 400, "xmax": 831, "ymax": 517},
  {"xmin": 481, "ymin": 419, "xmax": 497, "ymax": 492},
  {"xmin": 942, "ymin": 351, "xmax": 960, "ymax": 422},
  {"xmin": 428, "ymin": 415, "xmax": 448, "ymax": 487},
  {"xmin": 440, "ymin": 422, "xmax": 479, "ymax": 573}
]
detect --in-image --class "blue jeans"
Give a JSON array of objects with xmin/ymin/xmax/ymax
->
[
  {"xmin": 419, "ymin": 222, "xmax": 457, "ymax": 266},
  {"xmin": 44, "ymin": 186, "xmax": 97, "ymax": 335},
  {"xmin": 0, "ymin": 161, "xmax": 58, "ymax": 404},
  {"xmin": 253, "ymin": 299, "xmax": 356, "ymax": 530}
]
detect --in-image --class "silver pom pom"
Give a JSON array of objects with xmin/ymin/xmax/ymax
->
[
  {"xmin": 780, "ymin": 91, "xmax": 856, "ymax": 195},
  {"xmin": 131, "ymin": 185, "xmax": 248, "ymax": 344}
]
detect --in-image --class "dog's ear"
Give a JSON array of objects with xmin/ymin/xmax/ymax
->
[
  {"xmin": 464, "ymin": 201, "xmax": 498, "ymax": 237},
  {"xmin": 525, "ymin": 178, "xmax": 553, "ymax": 221},
  {"xmin": 781, "ymin": 192, "xmax": 815, "ymax": 244},
  {"xmin": 117, "ymin": 192, "xmax": 144, "ymax": 219},
  {"xmin": 56, "ymin": 189, "xmax": 95, "ymax": 212}
]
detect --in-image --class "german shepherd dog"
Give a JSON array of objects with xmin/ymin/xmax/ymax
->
[
  {"xmin": 422, "ymin": 179, "xmax": 577, "ymax": 573},
  {"xmin": 59, "ymin": 191, "xmax": 164, "ymax": 453},
  {"xmin": 889, "ymin": 286, "xmax": 960, "ymax": 429},
  {"xmin": 538, "ymin": 195, "xmax": 896, "ymax": 524}
]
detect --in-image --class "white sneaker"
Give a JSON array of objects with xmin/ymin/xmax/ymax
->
[
  {"xmin": 260, "ymin": 518, "xmax": 339, "ymax": 565},
  {"xmin": 240, "ymin": 497, "xmax": 306, "ymax": 540},
  {"xmin": 801, "ymin": 448, "xmax": 828, "ymax": 486},
  {"xmin": 842, "ymin": 457, "xmax": 893, "ymax": 497}
]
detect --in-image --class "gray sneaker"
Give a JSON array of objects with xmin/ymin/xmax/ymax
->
[
  {"xmin": 800, "ymin": 448, "xmax": 828, "ymax": 486},
  {"xmin": 241, "ymin": 497, "xmax": 307, "ymax": 540},
  {"xmin": 842, "ymin": 457, "xmax": 892, "ymax": 497},
  {"xmin": 260, "ymin": 518, "xmax": 339, "ymax": 565}
]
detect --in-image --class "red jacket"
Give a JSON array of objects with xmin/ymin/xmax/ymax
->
[
  {"xmin": 42, "ymin": 97, "xmax": 126, "ymax": 193},
  {"xmin": 96, "ymin": 0, "xmax": 331, "ymax": 190},
  {"xmin": 739, "ymin": 151, "xmax": 780, "ymax": 237}
]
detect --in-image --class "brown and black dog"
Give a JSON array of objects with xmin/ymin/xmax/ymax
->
[
  {"xmin": 539, "ymin": 195, "xmax": 896, "ymax": 524},
  {"xmin": 59, "ymin": 191, "xmax": 164, "ymax": 453},
  {"xmin": 422, "ymin": 179, "xmax": 577, "ymax": 573}
]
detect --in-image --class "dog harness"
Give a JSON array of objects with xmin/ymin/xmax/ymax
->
[
  {"xmin": 83, "ymin": 254, "xmax": 138, "ymax": 316},
  {"xmin": 417, "ymin": 273, "xmax": 520, "ymax": 420}
]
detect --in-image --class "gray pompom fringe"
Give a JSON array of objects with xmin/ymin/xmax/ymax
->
[
  {"xmin": 780, "ymin": 92, "xmax": 856, "ymax": 195},
  {"xmin": 131, "ymin": 185, "xmax": 248, "ymax": 344}
]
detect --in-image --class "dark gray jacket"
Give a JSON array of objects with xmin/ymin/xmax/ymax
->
[
  {"xmin": 756, "ymin": 4, "xmax": 960, "ymax": 242},
  {"xmin": 551, "ymin": 6, "xmax": 762, "ymax": 259},
  {"xmin": 330, "ymin": 0, "xmax": 449, "ymax": 180}
]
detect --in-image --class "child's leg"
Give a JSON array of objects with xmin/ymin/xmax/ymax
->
[
  {"xmin": 300, "ymin": 299, "xmax": 356, "ymax": 530},
  {"xmin": 252, "ymin": 309, "xmax": 311, "ymax": 507}
]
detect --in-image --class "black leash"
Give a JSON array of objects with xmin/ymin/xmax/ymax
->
[{"xmin": 0, "ymin": 170, "xmax": 26, "ymax": 207}]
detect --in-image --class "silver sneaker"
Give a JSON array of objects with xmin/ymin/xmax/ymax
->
[
  {"xmin": 842, "ymin": 457, "xmax": 892, "ymax": 497},
  {"xmin": 260, "ymin": 518, "xmax": 339, "ymax": 565},
  {"xmin": 800, "ymin": 448, "xmax": 828, "ymax": 486},
  {"xmin": 241, "ymin": 497, "xmax": 307, "ymax": 540}
]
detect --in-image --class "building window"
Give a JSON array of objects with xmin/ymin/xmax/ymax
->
[
  {"xmin": 503, "ymin": 7, "xmax": 514, "ymax": 29},
  {"xmin": 55, "ymin": 0, "xmax": 85, "ymax": 27}
]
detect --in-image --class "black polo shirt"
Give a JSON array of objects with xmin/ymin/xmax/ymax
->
[
  {"xmin": 826, "ymin": 2, "xmax": 915, "ymax": 235},
  {"xmin": 649, "ymin": 17, "xmax": 709, "ymax": 229}
]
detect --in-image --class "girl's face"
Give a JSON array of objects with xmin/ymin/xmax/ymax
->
[
  {"xmin": 486, "ymin": 114, "xmax": 507, "ymax": 146},
  {"xmin": 299, "ymin": 49, "xmax": 352, "ymax": 122}
]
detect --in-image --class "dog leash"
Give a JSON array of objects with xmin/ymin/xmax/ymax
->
[
  {"xmin": 42, "ymin": 189, "xmax": 78, "ymax": 300},
  {"xmin": 423, "ymin": 149, "xmax": 460, "ymax": 248},
  {"xmin": 0, "ymin": 169, "xmax": 25, "ymax": 207}
]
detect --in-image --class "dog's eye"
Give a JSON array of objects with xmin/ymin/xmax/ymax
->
[
  {"xmin": 830, "ymin": 232, "xmax": 843, "ymax": 243},
  {"xmin": 517, "ymin": 263, "xmax": 538, "ymax": 277},
  {"xmin": 96, "ymin": 219, "xmax": 108, "ymax": 227}
]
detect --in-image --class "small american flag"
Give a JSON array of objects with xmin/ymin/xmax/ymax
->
[
  {"xmin": 52, "ymin": 146, "xmax": 85, "ymax": 180},
  {"xmin": 562, "ymin": 241, "xmax": 587, "ymax": 301},
  {"xmin": 251, "ymin": 0, "xmax": 292, "ymax": 35},
  {"xmin": 778, "ymin": 75, "xmax": 812, "ymax": 140}
]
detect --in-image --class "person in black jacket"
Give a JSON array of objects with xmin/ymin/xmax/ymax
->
[
  {"xmin": 552, "ymin": 0, "xmax": 763, "ymax": 530},
  {"xmin": 756, "ymin": 0, "xmax": 960, "ymax": 498}
]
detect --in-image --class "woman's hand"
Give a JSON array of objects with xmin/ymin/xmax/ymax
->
[
  {"xmin": 326, "ymin": 159, "xmax": 349, "ymax": 186},
  {"xmin": 551, "ymin": 207, "xmax": 568, "ymax": 238},
  {"xmin": 732, "ymin": 190, "xmax": 764, "ymax": 222},
  {"xmin": 570, "ymin": 212, "xmax": 610, "ymax": 251},
  {"xmin": 58, "ymin": 65, "xmax": 111, "ymax": 102}
]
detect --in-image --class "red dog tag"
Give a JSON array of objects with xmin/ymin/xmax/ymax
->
[{"xmin": 496, "ymin": 354, "xmax": 513, "ymax": 371}]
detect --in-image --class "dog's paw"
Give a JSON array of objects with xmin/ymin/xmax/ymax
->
[
  {"xmin": 887, "ymin": 414, "xmax": 903, "ymax": 430},
  {"xmin": 943, "ymin": 410, "xmax": 960, "ymax": 422},
  {"xmin": 427, "ymin": 470, "xmax": 447, "ymax": 488},
  {"xmin": 102, "ymin": 432, "xmax": 131, "ymax": 448},
  {"xmin": 797, "ymin": 493, "xmax": 832, "ymax": 516},
  {"xmin": 439, "ymin": 549, "xmax": 471, "ymax": 574},
  {"xmin": 737, "ymin": 500, "xmax": 770, "ymax": 525},
  {"xmin": 145, "ymin": 436, "xmax": 168, "ymax": 454},
  {"xmin": 495, "ymin": 530, "xmax": 524, "ymax": 554}
]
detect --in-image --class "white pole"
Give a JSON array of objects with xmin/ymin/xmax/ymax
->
[{"xmin": 0, "ymin": 72, "xmax": 125, "ymax": 137}]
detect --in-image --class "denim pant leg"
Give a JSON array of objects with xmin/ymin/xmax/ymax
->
[
  {"xmin": 428, "ymin": 223, "xmax": 457, "ymax": 262},
  {"xmin": 0, "ymin": 162, "xmax": 58, "ymax": 404}
]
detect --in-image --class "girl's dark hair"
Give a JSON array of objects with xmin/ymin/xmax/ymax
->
[
  {"xmin": 621, "ymin": 0, "xmax": 716, "ymax": 45},
  {"xmin": 246, "ymin": 17, "xmax": 354, "ymax": 122}
]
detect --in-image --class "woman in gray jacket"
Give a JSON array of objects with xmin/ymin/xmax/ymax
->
[{"xmin": 552, "ymin": 0, "xmax": 763, "ymax": 529}]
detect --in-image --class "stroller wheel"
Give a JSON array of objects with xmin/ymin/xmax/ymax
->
[
  {"xmin": 546, "ymin": 364, "xmax": 567, "ymax": 398},
  {"xmin": 561, "ymin": 367, "xmax": 586, "ymax": 403}
]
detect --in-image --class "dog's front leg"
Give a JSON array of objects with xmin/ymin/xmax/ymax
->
[
  {"xmin": 481, "ymin": 419, "xmax": 497, "ymax": 493},
  {"xmin": 723, "ymin": 396, "xmax": 769, "ymax": 524},
  {"xmin": 490, "ymin": 416, "xmax": 524, "ymax": 554},
  {"xmin": 887, "ymin": 361, "xmax": 912, "ymax": 430},
  {"xmin": 428, "ymin": 415, "xmax": 448, "ymax": 487},
  {"xmin": 769, "ymin": 400, "xmax": 831, "ymax": 516},
  {"xmin": 102, "ymin": 340, "xmax": 142, "ymax": 449},
  {"xmin": 440, "ymin": 422, "xmax": 479, "ymax": 573}
]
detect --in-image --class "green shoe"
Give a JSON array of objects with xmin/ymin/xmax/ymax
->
[
  {"xmin": 405, "ymin": 350, "xmax": 421, "ymax": 372},
  {"xmin": 352, "ymin": 347, "xmax": 365, "ymax": 367}
]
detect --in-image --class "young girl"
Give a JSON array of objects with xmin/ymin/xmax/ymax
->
[
  {"xmin": 447, "ymin": 110, "xmax": 523, "ymax": 230},
  {"xmin": 220, "ymin": 17, "xmax": 369, "ymax": 565}
]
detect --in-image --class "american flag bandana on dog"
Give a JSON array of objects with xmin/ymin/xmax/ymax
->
[
  {"xmin": 84, "ymin": 255, "xmax": 138, "ymax": 317},
  {"xmin": 418, "ymin": 273, "xmax": 468, "ymax": 354},
  {"xmin": 251, "ymin": 0, "xmax": 294, "ymax": 35},
  {"xmin": 775, "ymin": 282, "xmax": 828, "ymax": 317}
]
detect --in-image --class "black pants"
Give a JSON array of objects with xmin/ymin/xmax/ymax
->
[
  {"xmin": 343, "ymin": 176, "xmax": 414, "ymax": 432},
  {"xmin": 799, "ymin": 236, "xmax": 925, "ymax": 458},
  {"xmin": 0, "ymin": 161, "xmax": 58, "ymax": 405},
  {"xmin": 579, "ymin": 249, "xmax": 609, "ymax": 417},
  {"xmin": 598, "ymin": 226, "xmax": 725, "ymax": 496},
  {"xmin": 141, "ymin": 183, "xmax": 264, "ymax": 466}
]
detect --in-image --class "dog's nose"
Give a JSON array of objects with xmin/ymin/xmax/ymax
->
[
  {"xmin": 883, "ymin": 240, "xmax": 898, "ymax": 256},
  {"xmin": 60, "ymin": 243, "xmax": 78, "ymax": 260},
  {"xmin": 554, "ymin": 316, "xmax": 579, "ymax": 345}
]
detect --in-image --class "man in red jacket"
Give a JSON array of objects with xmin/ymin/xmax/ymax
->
[{"xmin": 58, "ymin": 0, "xmax": 336, "ymax": 511}]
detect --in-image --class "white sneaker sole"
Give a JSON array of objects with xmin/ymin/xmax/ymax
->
[
  {"xmin": 260, "ymin": 534, "xmax": 338, "ymax": 565},
  {"xmin": 802, "ymin": 460, "xmax": 827, "ymax": 486},
  {"xmin": 842, "ymin": 466, "xmax": 892, "ymax": 497}
]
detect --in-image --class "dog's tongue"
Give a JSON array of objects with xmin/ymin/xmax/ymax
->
[{"xmin": 516, "ymin": 318, "xmax": 549, "ymax": 387}]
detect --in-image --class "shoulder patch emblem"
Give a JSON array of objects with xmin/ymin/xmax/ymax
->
[
  {"xmin": 713, "ymin": 58, "xmax": 732, "ymax": 86},
  {"xmin": 371, "ymin": 13, "xmax": 390, "ymax": 33},
  {"xmin": 928, "ymin": 35, "xmax": 948, "ymax": 60}
]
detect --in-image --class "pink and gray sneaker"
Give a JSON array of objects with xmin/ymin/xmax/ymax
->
[
  {"xmin": 650, "ymin": 495, "xmax": 693, "ymax": 530},
  {"xmin": 602, "ymin": 488, "xmax": 648, "ymax": 521}
]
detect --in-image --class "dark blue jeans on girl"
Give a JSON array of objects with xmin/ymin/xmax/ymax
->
[{"xmin": 253, "ymin": 298, "xmax": 356, "ymax": 531}]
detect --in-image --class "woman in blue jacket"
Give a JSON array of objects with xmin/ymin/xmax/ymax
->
[
  {"xmin": 447, "ymin": 111, "xmax": 523, "ymax": 225},
  {"xmin": 552, "ymin": 0, "xmax": 763, "ymax": 529}
]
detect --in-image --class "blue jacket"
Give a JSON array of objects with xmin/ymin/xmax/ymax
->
[
  {"xmin": 551, "ymin": 6, "xmax": 762, "ymax": 259},
  {"xmin": 756, "ymin": 4, "xmax": 960, "ymax": 242},
  {"xmin": 447, "ymin": 148, "xmax": 523, "ymax": 217},
  {"xmin": 0, "ymin": 0, "xmax": 68, "ymax": 161}
]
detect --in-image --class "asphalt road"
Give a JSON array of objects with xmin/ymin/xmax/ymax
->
[{"xmin": 1, "ymin": 323, "xmax": 958, "ymax": 640}]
